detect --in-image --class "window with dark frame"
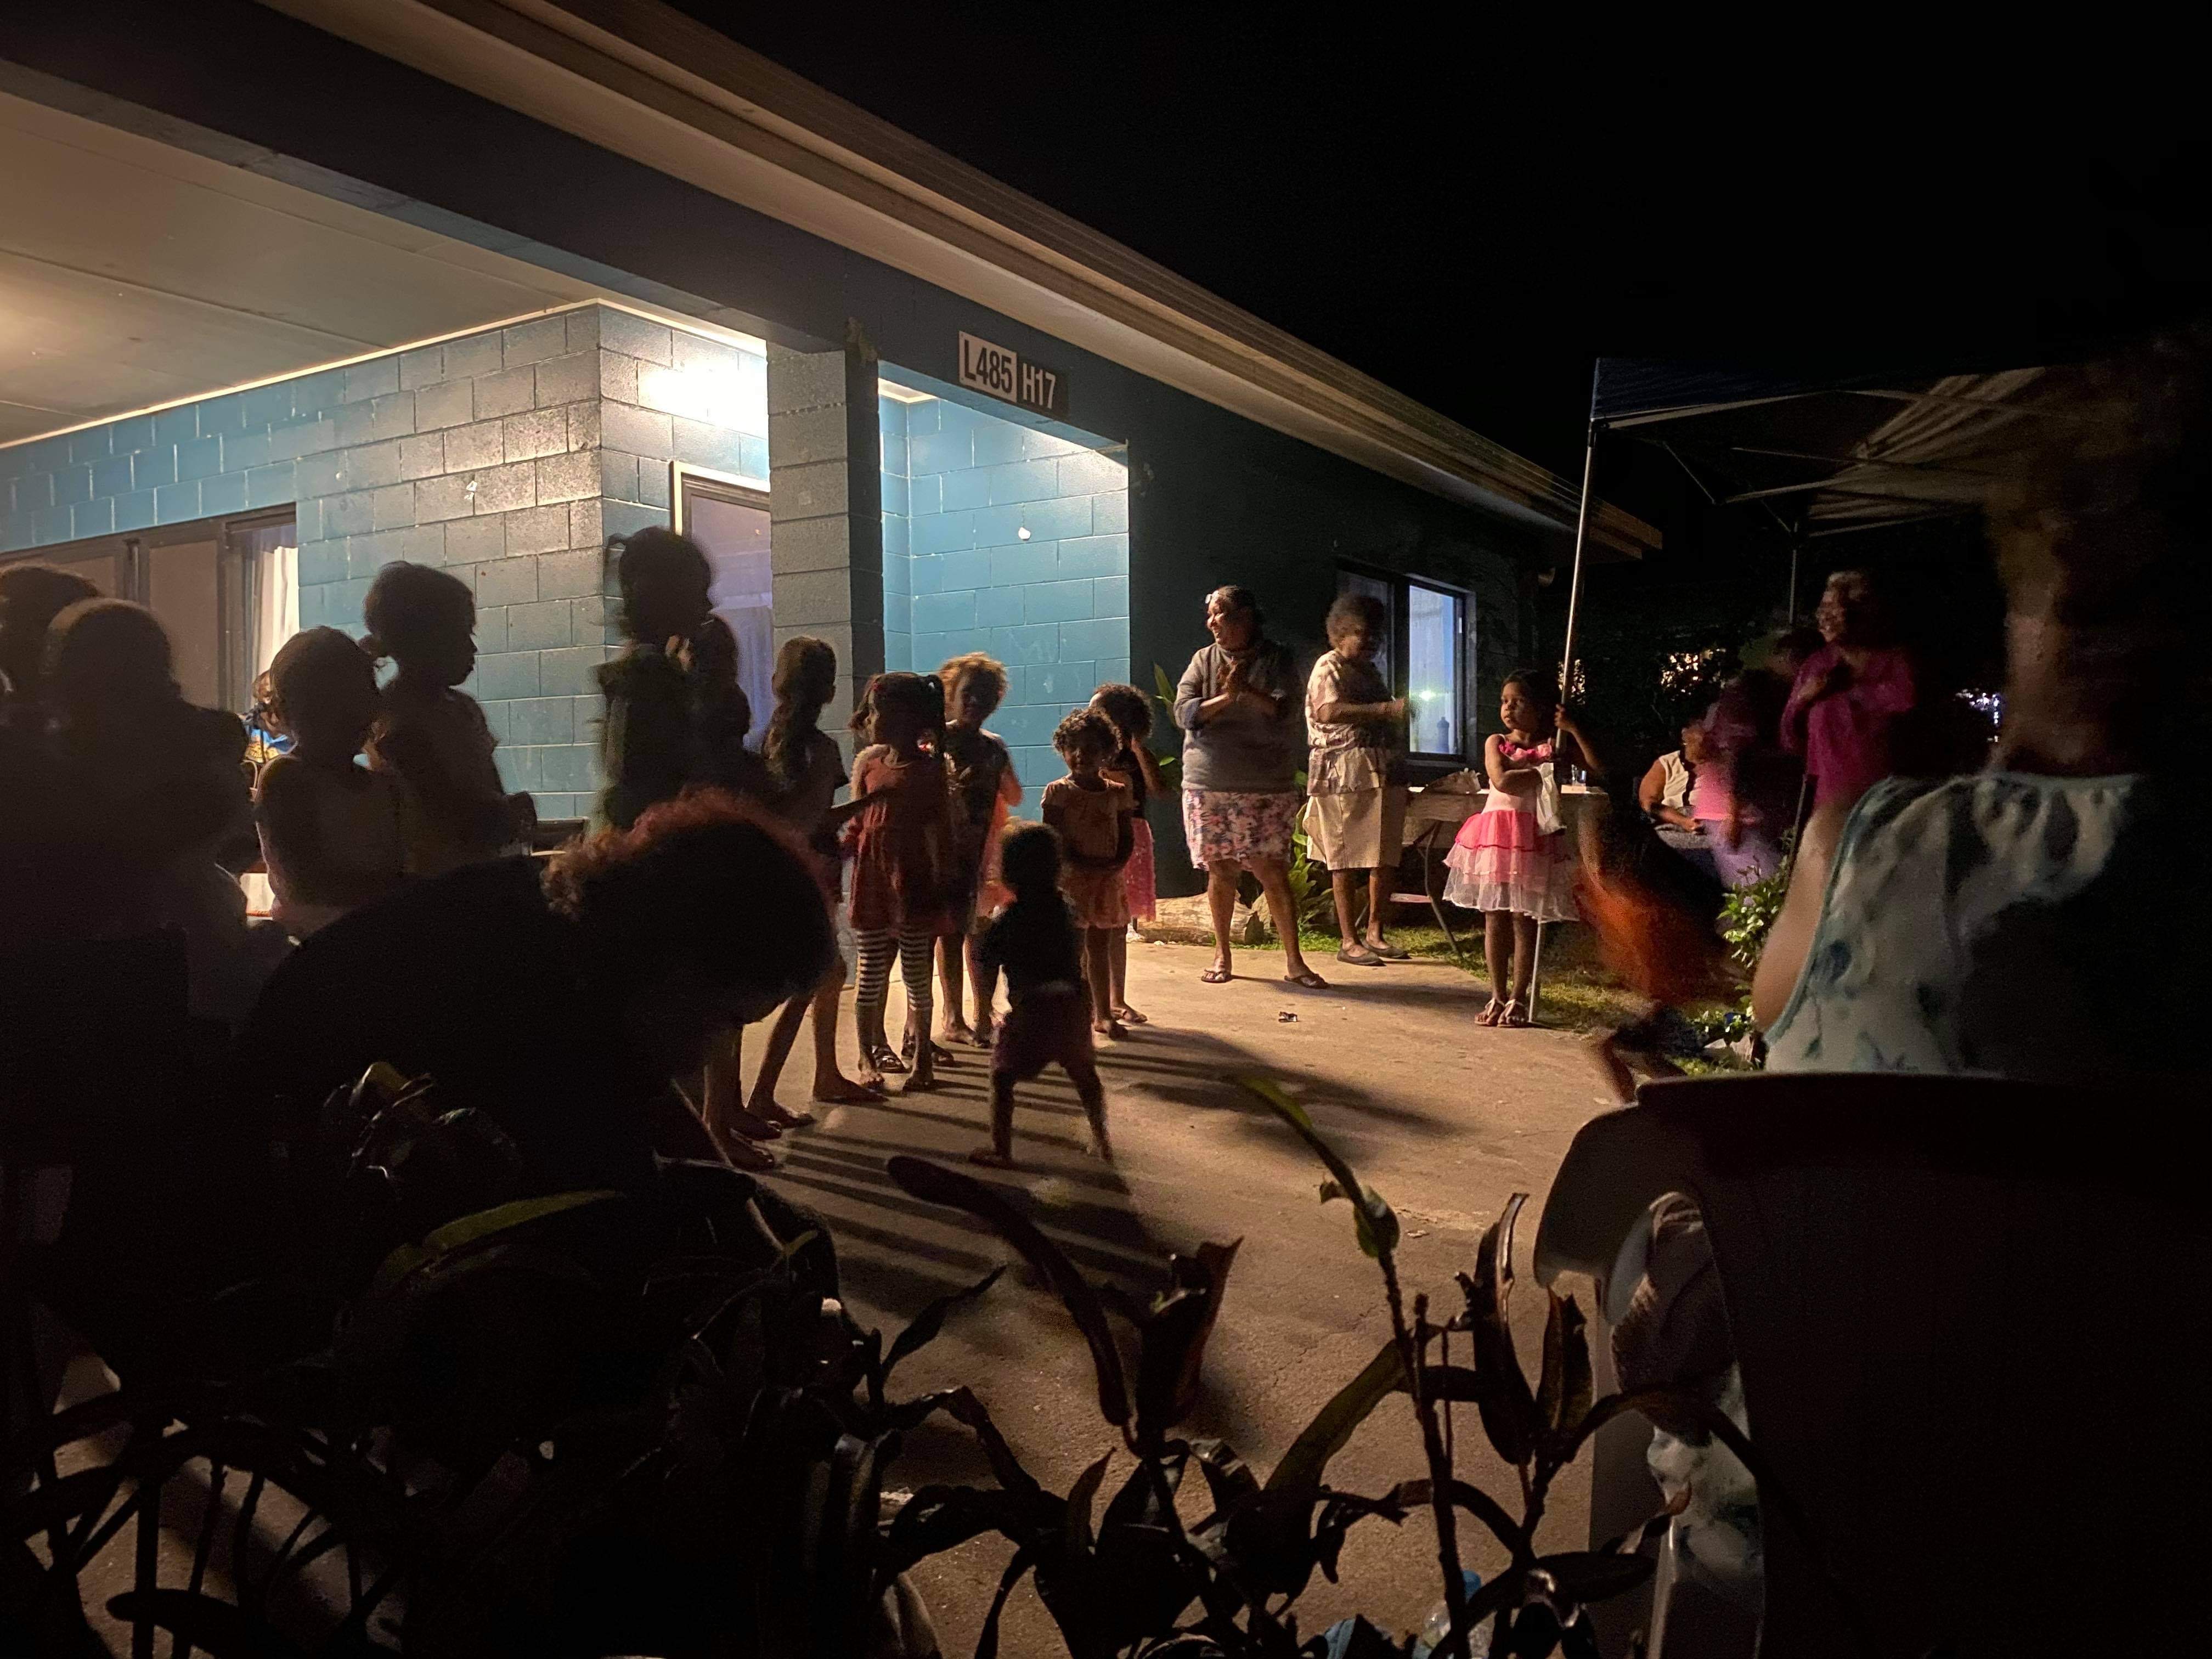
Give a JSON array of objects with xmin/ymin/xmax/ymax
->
[
  {"xmin": 1334, "ymin": 565, "xmax": 1471, "ymax": 762},
  {"xmin": 1, "ymin": 505, "xmax": 296, "ymax": 714}
]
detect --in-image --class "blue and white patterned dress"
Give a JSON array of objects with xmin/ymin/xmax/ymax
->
[{"xmin": 1765, "ymin": 772, "xmax": 2192, "ymax": 1080}]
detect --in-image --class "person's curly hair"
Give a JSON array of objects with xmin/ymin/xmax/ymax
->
[
  {"xmin": 1053, "ymin": 707, "xmax": 1116, "ymax": 760},
  {"xmin": 543, "ymin": 789, "xmax": 835, "ymax": 1000},
  {"xmin": 605, "ymin": 526, "xmax": 711, "ymax": 646},
  {"xmin": 938, "ymin": 651, "xmax": 1008, "ymax": 713},
  {"xmin": 1088, "ymin": 682, "xmax": 1153, "ymax": 743}
]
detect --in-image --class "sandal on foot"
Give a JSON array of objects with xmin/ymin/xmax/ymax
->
[
  {"xmin": 1479, "ymin": 996, "xmax": 1506, "ymax": 1026},
  {"xmin": 1200, "ymin": 964, "xmax": 1233, "ymax": 984},
  {"xmin": 1365, "ymin": 939, "xmax": 1412, "ymax": 960},
  {"xmin": 866, "ymin": 1045, "xmax": 908, "ymax": 1075},
  {"xmin": 1335, "ymin": 945, "xmax": 1384, "ymax": 968},
  {"xmin": 1111, "ymin": 1005, "xmax": 1149, "ymax": 1025},
  {"xmin": 1501, "ymin": 998, "xmax": 1532, "ymax": 1028},
  {"xmin": 1282, "ymin": 969, "xmax": 1329, "ymax": 990},
  {"xmin": 720, "ymin": 1135, "xmax": 776, "ymax": 1172}
]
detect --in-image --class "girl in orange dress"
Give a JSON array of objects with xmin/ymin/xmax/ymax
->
[{"xmin": 1041, "ymin": 709, "xmax": 1134, "ymax": 1040}]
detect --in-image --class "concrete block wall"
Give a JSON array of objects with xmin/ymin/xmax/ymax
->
[
  {"xmin": 1, "ymin": 382, "xmax": 316, "ymax": 550},
  {"xmin": 769, "ymin": 341, "xmax": 883, "ymax": 746},
  {"xmin": 880, "ymin": 391, "xmax": 1130, "ymax": 808},
  {"xmin": 289, "ymin": 308, "xmax": 612, "ymax": 819},
  {"xmin": 1, "ymin": 303, "xmax": 770, "ymax": 822}
]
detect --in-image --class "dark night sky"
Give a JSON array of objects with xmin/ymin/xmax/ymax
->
[
  {"xmin": 671, "ymin": 11, "xmax": 2203, "ymax": 732},
  {"xmin": 673, "ymin": 8, "xmax": 2209, "ymax": 491}
]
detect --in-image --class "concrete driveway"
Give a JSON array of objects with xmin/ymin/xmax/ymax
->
[{"xmin": 751, "ymin": 935, "xmax": 1620, "ymax": 1657}]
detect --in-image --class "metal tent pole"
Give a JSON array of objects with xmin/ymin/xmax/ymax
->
[
  {"xmin": 1525, "ymin": 418, "xmax": 1599, "ymax": 1022},
  {"xmin": 1786, "ymin": 531, "xmax": 1802, "ymax": 622}
]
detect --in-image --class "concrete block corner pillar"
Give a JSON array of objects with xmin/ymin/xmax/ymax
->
[{"xmin": 768, "ymin": 334, "xmax": 883, "ymax": 744}]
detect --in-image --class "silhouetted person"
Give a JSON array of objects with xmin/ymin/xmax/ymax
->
[
  {"xmin": 597, "ymin": 527, "xmax": 715, "ymax": 830},
  {"xmin": 37, "ymin": 600, "xmax": 277, "ymax": 1022},
  {"xmin": 364, "ymin": 561, "xmax": 530, "ymax": 873},
  {"xmin": 0, "ymin": 561, "xmax": 98, "ymax": 714},
  {"xmin": 255, "ymin": 627, "xmax": 409, "ymax": 936},
  {"xmin": 240, "ymin": 792, "xmax": 837, "ymax": 1207},
  {"xmin": 968, "ymin": 823, "xmax": 1110, "ymax": 1170}
]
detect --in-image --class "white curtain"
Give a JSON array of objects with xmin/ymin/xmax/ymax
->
[{"xmin": 255, "ymin": 539, "xmax": 298, "ymax": 677}]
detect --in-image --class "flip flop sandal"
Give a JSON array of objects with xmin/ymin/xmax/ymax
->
[
  {"xmin": 1366, "ymin": 940, "xmax": 1412, "ymax": 960},
  {"xmin": 1502, "ymin": 999, "xmax": 1532, "ymax": 1028},
  {"xmin": 1479, "ymin": 996, "xmax": 1506, "ymax": 1026},
  {"xmin": 1282, "ymin": 969, "xmax": 1329, "ymax": 990},
  {"xmin": 1200, "ymin": 965, "xmax": 1233, "ymax": 984},
  {"xmin": 1112, "ymin": 1006, "xmax": 1150, "ymax": 1025},
  {"xmin": 866, "ymin": 1045, "xmax": 909, "ymax": 1075},
  {"xmin": 1335, "ymin": 946, "xmax": 1384, "ymax": 968}
]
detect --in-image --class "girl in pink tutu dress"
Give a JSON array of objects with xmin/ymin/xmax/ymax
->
[{"xmin": 1444, "ymin": 671, "xmax": 1595, "ymax": 1026}]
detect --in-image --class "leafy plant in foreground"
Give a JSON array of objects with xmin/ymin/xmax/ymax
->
[{"xmin": 880, "ymin": 1074, "xmax": 1732, "ymax": 1658}]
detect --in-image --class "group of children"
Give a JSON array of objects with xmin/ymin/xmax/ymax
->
[
  {"xmin": 579, "ymin": 525, "xmax": 1163, "ymax": 1169},
  {"xmin": 837, "ymin": 656, "xmax": 1165, "ymax": 1166},
  {"xmin": 256, "ymin": 563, "xmax": 535, "ymax": 936}
]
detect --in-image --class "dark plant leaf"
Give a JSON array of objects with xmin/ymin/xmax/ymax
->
[
  {"xmin": 1188, "ymin": 1438, "xmax": 1258, "ymax": 1526},
  {"xmin": 1536, "ymin": 1294, "xmax": 1566, "ymax": 1434},
  {"xmin": 1533, "ymin": 1550, "xmax": 1655, "ymax": 1605},
  {"xmin": 1556, "ymin": 1299, "xmax": 1593, "ymax": 1439},
  {"xmin": 975, "ymin": 1541, "xmax": 1037, "ymax": 1659},
  {"xmin": 945, "ymin": 1387, "xmax": 1048, "ymax": 1504},
  {"xmin": 103, "ymin": 1592, "xmax": 310, "ymax": 1659},
  {"xmin": 1221, "ymin": 1486, "xmax": 1323, "ymax": 1600},
  {"xmin": 1432, "ymin": 1568, "xmax": 1528, "ymax": 1659},
  {"xmin": 1133, "ymin": 1241, "xmax": 1241, "ymax": 1446},
  {"xmin": 888, "ymin": 1156, "xmax": 1131, "ymax": 1428},
  {"xmin": 882, "ymin": 1265, "xmax": 1006, "ymax": 1387},
  {"xmin": 1391, "ymin": 1364, "xmax": 1483, "ymax": 1403},
  {"xmin": 1458, "ymin": 1193, "xmax": 1538, "ymax": 1466},
  {"xmin": 1102, "ymin": 1443, "xmax": 1187, "ymax": 1534},
  {"xmin": 1310, "ymin": 1487, "xmax": 1414, "ymax": 1583},
  {"xmin": 1235, "ymin": 1077, "xmax": 1399, "ymax": 1259},
  {"xmin": 1391, "ymin": 1477, "xmax": 1531, "ymax": 1558},
  {"xmin": 1065, "ymin": 1453, "xmax": 1113, "ymax": 1559},
  {"xmin": 1265, "ymin": 1340, "xmax": 1401, "ymax": 1496},
  {"xmin": 366, "ymin": 1188, "xmax": 623, "ymax": 1294},
  {"xmin": 879, "ymin": 1485, "xmax": 1035, "ymax": 1576}
]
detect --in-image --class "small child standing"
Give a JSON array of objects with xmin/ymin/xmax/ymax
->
[
  {"xmin": 1088, "ymin": 682, "xmax": 1166, "ymax": 1026},
  {"xmin": 1042, "ymin": 709, "xmax": 1134, "ymax": 1040},
  {"xmin": 969, "ymin": 823, "xmax": 1110, "ymax": 1169},
  {"xmin": 255, "ymin": 627, "xmax": 410, "ymax": 936},
  {"xmin": 1443, "ymin": 669, "xmax": 1599, "ymax": 1027},
  {"xmin": 936, "ymin": 652, "xmax": 1022, "ymax": 1045},
  {"xmin": 596, "ymin": 527, "xmax": 715, "ymax": 830},
  {"xmin": 363, "ymin": 562, "xmax": 530, "ymax": 874},
  {"xmin": 746, "ymin": 635, "xmax": 884, "ymax": 1115},
  {"xmin": 848, "ymin": 671, "xmax": 959, "ymax": 1092}
]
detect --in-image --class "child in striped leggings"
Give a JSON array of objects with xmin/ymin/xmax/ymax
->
[{"xmin": 847, "ymin": 672, "xmax": 960, "ymax": 1092}]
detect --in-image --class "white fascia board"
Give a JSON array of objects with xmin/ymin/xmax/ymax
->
[{"xmin": 261, "ymin": 0, "xmax": 1658, "ymax": 554}]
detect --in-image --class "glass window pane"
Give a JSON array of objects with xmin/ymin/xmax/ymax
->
[
  {"xmin": 1406, "ymin": 583, "xmax": 1462, "ymax": 755},
  {"xmin": 682, "ymin": 484, "xmax": 775, "ymax": 732}
]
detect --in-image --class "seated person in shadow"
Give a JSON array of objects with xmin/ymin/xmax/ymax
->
[
  {"xmin": 236, "ymin": 790, "xmax": 841, "ymax": 1289},
  {"xmin": 1600, "ymin": 326, "xmax": 2212, "ymax": 1599},
  {"xmin": 29, "ymin": 599, "xmax": 280, "ymax": 1025}
]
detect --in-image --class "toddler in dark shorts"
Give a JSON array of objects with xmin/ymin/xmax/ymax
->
[{"xmin": 968, "ymin": 823, "xmax": 1111, "ymax": 1169}]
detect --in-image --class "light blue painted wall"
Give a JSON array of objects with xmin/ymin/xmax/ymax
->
[
  {"xmin": 0, "ymin": 303, "xmax": 768, "ymax": 822},
  {"xmin": 880, "ymin": 391, "xmax": 1129, "ymax": 809}
]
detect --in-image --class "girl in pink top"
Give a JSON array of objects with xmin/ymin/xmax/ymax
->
[{"xmin": 1443, "ymin": 670, "xmax": 1596, "ymax": 1026}]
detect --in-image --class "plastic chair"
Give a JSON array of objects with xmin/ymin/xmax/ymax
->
[{"xmin": 1534, "ymin": 1073, "xmax": 2212, "ymax": 1658}]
